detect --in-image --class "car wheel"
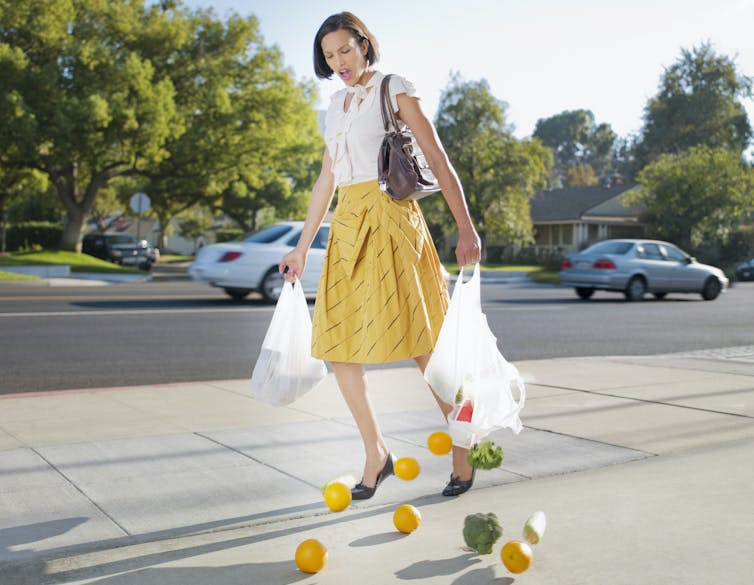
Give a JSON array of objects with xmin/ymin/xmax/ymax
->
[
  {"xmin": 224, "ymin": 287, "xmax": 251, "ymax": 301},
  {"xmin": 701, "ymin": 277, "xmax": 722, "ymax": 301},
  {"xmin": 260, "ymin": 267, "xmax": 285, "ymax": 303},
  {"xmin": 624, "ymin": 276, "xmax": 646, "ymax": 301},
  {"xmin": 575, "ymin": 287, "xmax": 594, "ymax": 300},
  {"xmin": 653, "ymin": 292, "xmax": 667, "ymax": 300}
]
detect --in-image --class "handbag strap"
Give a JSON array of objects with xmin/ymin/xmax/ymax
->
[{"xmin": 379, "ymin": 74, "xmax": 401, "ymax": 133}]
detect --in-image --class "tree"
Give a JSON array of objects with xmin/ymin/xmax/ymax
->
[
  {"xmin": 565, "ymin": 164, "xmax": 598, "ymax": 187},
  {"xmin": 432, "ymin": 74, "xmax": 551, "ymax": 252},
  {"xmin": 533, "ymin": 109, "xmax": 616, "ymax": 182},
  {"xmin": 636, "ymin": 43, "xmax": 753, "ymax": 167},
  {"xmin": 0, "ymin": 0, "xmax": 182, "ymax": 251},
  {"xmin": 0, "ymin": 168, "xmax": 50, "ymax": 253},
  {"xmin": 139, "ymin": 8, "xmax": 322, "ymax": 248},
  {"xmin": 629, "ymin": 145, "xmax": 754, "ymax": 252}
]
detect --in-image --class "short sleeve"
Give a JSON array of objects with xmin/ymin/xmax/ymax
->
[{"xmin": 388, "ymin": 75, "xmax": 419, "ymax": 113}]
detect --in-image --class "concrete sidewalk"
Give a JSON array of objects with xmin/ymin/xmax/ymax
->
[{"xmin": 1, "ymin": 350, "xmax": 753, "ymax": 584}]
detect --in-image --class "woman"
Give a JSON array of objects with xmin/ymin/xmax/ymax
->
[{"xmin": 279, "ymin": 12, "xmax": 481, "ymax": 498}]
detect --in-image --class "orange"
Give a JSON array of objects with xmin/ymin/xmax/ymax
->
[
  {"xmin": 500, "ymin": 540, "xmax": 533, "ymax": 574},
  {"xmin": 427, "ymin": 431, "xmax": 453, "ymax": 455},
  {"xmin": 323, "ymin": 481, "xmax": 351, "ymax": 512},
  {"xmin": 393, "ymin": 504, "xmax": 421, "ymax": 533},
  {"xmin": 394, "ymin": 457, "xmax": 420, "ymax": 480},
  {"xmin": 295, "ymin": 538, "xmax": 328, "ymax": 573}
]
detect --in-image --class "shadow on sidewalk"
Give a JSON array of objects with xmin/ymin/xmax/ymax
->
[{"xmin": 17, "ymin": 494, "xmax": 455, "ymax": 585}]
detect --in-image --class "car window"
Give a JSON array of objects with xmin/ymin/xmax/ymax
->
[
  {"xmin": 313, "ymin": 226, "xmax": 330, "ymax": 249},
  {"xmin": 108, "ymin": 235, "xmax": 135, "ymax": 245},
  {"xmin": 285, "ymin": 226, "xmax": 331, "ymax": 249},
  {"xmin": 244, "ymin": 224, "xmax": 294, "ymax": 243},
  {"xmin": 637, "ymin": 243, "xmax": 663, "ymax": 260},
  {"xmin": 585, "ymin": 241, "xmax": 633, "ymax": 255},
  {"xmin": 660, "ymin": 244, "xmax": 687, "ymax": 262}
]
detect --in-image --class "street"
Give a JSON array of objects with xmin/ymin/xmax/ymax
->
[{"xmin": 1, "ymin": 274, "xmax": 753, "ymax": 394}]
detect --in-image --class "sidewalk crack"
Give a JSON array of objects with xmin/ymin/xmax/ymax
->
[
  {"xmin": 194, "ymin": 432, "xmax": 320, "ymax": 490},
  {"xmin": 30, "ymin": 447, "xmax": 131, "ymax": 537}
]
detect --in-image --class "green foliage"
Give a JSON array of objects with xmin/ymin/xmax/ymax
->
[
  {"xmin": 215, "ymin": 227, "xmax": 245, "ymax": 243},
  {"xmin": 463, "ymin": 513, "xmax": 503, "ymax": 555},
  {"xmin": 630, "ymin": 145, "xmax": 754, "ymax": 251},
  {"xmin": 533, "ymin": 109, "xmax": 617, "ymax": 179},
  {"xmin": 0, "ymin": 0, "xmax": 322, "ymax": 252},
  {"xmin": 637, "ymin": 43, "xmax": 753, "ymax": 167},
  {"xmin": 4, "ymin": 222, "xmax": 62, "ymax": 251},
  {"xmin": 433, "ymin": 73, "xmax": 551, "ymax": 250},
  {"xmin": 565, "ymin": 164, "xmax": 599, "ymax": 187},
  {"xmin": 467, "ymin": 440, "xmax": 504, "ymax": 470}
]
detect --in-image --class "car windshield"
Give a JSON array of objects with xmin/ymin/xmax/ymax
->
[
  {"xmin": 584, "ymin": 241, "xmax": 633, "ymax": 255},
  {"xmin": 242, "ymin": 224, "xmax": 294, "ymax": 244},
  {"xmin": 108, "ymin": 236, "xmax": 136, "ymax": 245}
]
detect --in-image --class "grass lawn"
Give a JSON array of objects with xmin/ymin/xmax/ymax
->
[
  {"xmin": 0, "ymin": 269, "xmax": 41, "ymax": 281},
  {"xmin": 442, "ymin": 262, "xmax": 559, "ymax": 284},
  {"xmin": 158, "ymin": 254, "xmax": 194, "ymax": 263},
  {"xmin": 0, "ymin": 250, "xmax": 141, "ymax": 274}
]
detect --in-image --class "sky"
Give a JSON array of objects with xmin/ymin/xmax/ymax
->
[{"xmin": 181, "ymin": 0, "xmax": 754, "ymax": 141}]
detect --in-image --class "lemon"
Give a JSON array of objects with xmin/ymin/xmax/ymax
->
[
  {"xmin": 323, "ymin": 481, "xmax": 351, "ymax": 512},
  {"xmin": 427, "ymin": 431, "xmax": 453, "ymax": 455},
  {"xmin": 393, "ymin": 504, "xmax": 421, "ymax": 534},
  {"xmin": 295, "ymin": 538, "xmax": 328, "ymax": 573},
  {"xmin": 394, "ymin": 457, "xmax": 420, "ymax": 480}
]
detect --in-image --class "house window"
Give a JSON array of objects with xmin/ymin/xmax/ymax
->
[
  {"xmin": 552, "ymin": 225, "xmax": 560, "ymax": 245},
  {"xmin": 561, "ymin": 224, "xmax": 573, "ymax": 245},
  {"xmin": 535, "ymin": 225, "xmax": 549, "ymax": 246}
]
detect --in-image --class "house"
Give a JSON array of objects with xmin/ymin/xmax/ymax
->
[{"xmin": 530, "ymin": 183, "xmax": 646, "ymax": 253}]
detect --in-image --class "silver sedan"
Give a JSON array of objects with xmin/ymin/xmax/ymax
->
[{"xmin": 559, "ymin": 239, "xmax": 729, "ymax": 301}]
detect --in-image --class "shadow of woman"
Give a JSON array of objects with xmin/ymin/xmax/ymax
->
[{"xmin": 78, "ymin": 561, "xmax": 310, "ymax": 585}]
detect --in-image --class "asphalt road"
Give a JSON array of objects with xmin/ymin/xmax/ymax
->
[{"xmin": 1, "ymin": 269, "xmax": 752, "ymax": 394}]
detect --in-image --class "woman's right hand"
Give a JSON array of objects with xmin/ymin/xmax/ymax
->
[{"xmin": 279, "ymin": 247, "xmax": 306, "ymax": 283}]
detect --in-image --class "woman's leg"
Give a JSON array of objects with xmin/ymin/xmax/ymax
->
[
  {"xmin": 414, "ymin": 354, "xmax": 474, "ymax": 482},
  {"xmin": 331, "ymin": 361, "xmax": 390, "ymax": 488}
]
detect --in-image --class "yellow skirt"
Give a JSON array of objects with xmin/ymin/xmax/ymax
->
[{"xmin": 311, "ymin": 180, "xmax": 449, "ymax": 363}]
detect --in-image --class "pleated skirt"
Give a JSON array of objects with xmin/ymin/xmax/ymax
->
[{"xmin": 311, "ymin": 180, "xmax": 449, "ymax": 363}]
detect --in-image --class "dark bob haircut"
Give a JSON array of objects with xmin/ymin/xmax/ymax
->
[{"xmin": 313, "ymin": 12, "xmax": 379, "ymax": 80}]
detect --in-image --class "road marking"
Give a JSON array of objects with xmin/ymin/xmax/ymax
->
[
  {"xmin": 484, "ymin": 306, "xmax": 566, "ymax": 311},
  {"xmin": 0, "ymin": 307, "xmax": 274, "ymax": 318}
]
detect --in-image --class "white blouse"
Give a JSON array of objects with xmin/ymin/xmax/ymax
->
[{"xmin": 324, "ymin": 71, "xmax": 417, "ymax": 187}]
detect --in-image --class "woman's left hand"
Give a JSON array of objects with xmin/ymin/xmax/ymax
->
[{"xmin": 455, "ymin": 228, "xmax": 482, "ymax": 268}]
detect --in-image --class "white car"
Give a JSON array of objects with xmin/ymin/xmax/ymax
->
[{"xmin": 189, "ymin": 221, "xmax": 330, "ymax": 302}]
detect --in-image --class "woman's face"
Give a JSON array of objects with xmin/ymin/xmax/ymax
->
[{"xmin": 321, "ymin": 28, "xmax": 369, "ymax": 86}]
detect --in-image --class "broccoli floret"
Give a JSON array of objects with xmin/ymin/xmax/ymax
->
[
  {"xmin": 463, "ymin": 512, "xmax": 503, "ymax": 554},
  {"xmin": 467, "ymin": 440, "xmax": 504, "ymax": 470}
]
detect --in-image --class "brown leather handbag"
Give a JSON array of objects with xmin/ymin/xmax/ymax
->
[{"xmin": 377, "ymin": 74, "xmax": 440, "ymax": 201}]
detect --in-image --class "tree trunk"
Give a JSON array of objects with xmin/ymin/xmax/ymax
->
[
  {"xmin": 51, "ymin": 163, "xmax": 108, "ymax": 252},
  {"xmin": 156, "ymin": 211, "xmax": 169, "ymax": 252},
  {"xmin": 60, "ymin": 208, "xmax": 86, "ymax": 252},
  {"xmin": 0, "ymin": 200, "xmax": 7, "ymax": 254}
]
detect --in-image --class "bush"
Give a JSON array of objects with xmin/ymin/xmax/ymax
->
[
  {"xmin": 3, "ymin": 222, "xmax": 62, "ymax": 251},
  {"xmin": 214, "ymin": 227, "xmax": 245, "ymax": 243},
  {"xmin": 487, "ymin": 245, "xmax": 564, "ymax": 270}
]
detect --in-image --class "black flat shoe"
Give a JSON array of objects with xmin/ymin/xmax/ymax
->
[
  {"xmin": 442, "ymin": 469, "xmax": 476, "ymax": 497},
  {"xmin": 351, "ymin": 454, "xmax": 395, "ymax": 500}
]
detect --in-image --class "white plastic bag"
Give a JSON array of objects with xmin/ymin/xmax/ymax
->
[
  {"xmin": 251, "ymin": 279, "xmax": 327, "ymax": 406},
  {"xmin": 424, "ymin": 264, "xmax": 525, "ymax": 447}
]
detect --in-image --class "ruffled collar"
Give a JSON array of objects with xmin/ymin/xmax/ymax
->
[{"xmin": 344, "ymin": 71, "xmax": 381, "ymax": 112}]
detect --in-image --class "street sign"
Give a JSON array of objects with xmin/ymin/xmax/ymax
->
[{"xmin": 130, "ymin": 192, "xmax": 151, "ymax": 214}]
